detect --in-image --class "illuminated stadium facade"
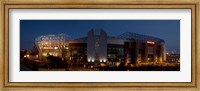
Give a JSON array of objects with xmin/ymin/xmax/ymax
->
[{"xmin": 35, "ymin": 29, "xmax": 166, "ymax": 65}]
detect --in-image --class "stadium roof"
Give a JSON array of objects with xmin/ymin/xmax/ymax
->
[{"xmin": 117, "ymin": 32, "xmax": 165, "ymax": 43}]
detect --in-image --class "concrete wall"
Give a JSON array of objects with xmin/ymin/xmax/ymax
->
[
  {"xmin": 98, "ymin": 30, "xmax": 107, "ymax": 62},
  {"xmin": 87, "ymin": 29, "xmax": 108, "ymax": 63},
  {"xmin": 87, "ymin": 30, "xmax": 95, "ymax": 62}
]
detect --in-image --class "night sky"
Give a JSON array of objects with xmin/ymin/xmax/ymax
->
[{"xmin": 20, "ymin": 20, "xmax": 180, "ymax": 53}]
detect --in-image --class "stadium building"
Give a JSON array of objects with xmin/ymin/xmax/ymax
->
[{"xmin": 35, "ymin": 29, "xmax": 166, "ymax": 65}]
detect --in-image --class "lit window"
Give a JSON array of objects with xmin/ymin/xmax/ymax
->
[
  {"xmin": 42, "ymin": 53, "xmax": 47, "ymax": 57},
  {"xmin": 26, "ymin": 54, "xmax": 30, "ymax": 58}
]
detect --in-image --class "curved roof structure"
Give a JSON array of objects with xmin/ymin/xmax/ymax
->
[
  {"xmin": 35, "ymin": 30, "xmax": 165, "ymax": 48},
  {"xmin": 35, "ymin": 34, "xmax": 71, "ymax": 49},
  {"xmin": 117, "ymin": 32, "xmax": 165, "ymax": 43}
]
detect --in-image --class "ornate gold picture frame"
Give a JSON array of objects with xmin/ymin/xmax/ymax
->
[{"xmin": 0, "ymin": 0, "xmax": 199, "ymax": 91}]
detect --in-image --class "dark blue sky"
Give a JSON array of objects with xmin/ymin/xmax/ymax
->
[{"xmin": 20, "ymin": 20, "xmax": 180, "ymax": 53}]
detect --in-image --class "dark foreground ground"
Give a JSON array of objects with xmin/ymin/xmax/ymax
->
[{"xmin": 20, "ymin": 59, "xmax": 180, "ymax": 71}]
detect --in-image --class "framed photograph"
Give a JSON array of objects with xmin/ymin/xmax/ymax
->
[{"xmin": 0, "ymin": 0, "xmax": 199, "ymax": 91}]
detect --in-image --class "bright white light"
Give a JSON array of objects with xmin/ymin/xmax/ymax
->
[
  {"xmin": 103, "ymin": 59, "xmax": 106, "ymax": 62},
  {"xmin": 92, "ymin": 59, "xmax": 94, "ymax": 62},
  {"xmin": 88, "ymin": 59, "xmax": 91, "ymax": 62},
  {"xmin": 100, "ymin": 59, "xmax": 102, "ymax": 62},
  {"xmin": 54, "ymin": 47, "xmax": 58, "ymax": 49}
]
